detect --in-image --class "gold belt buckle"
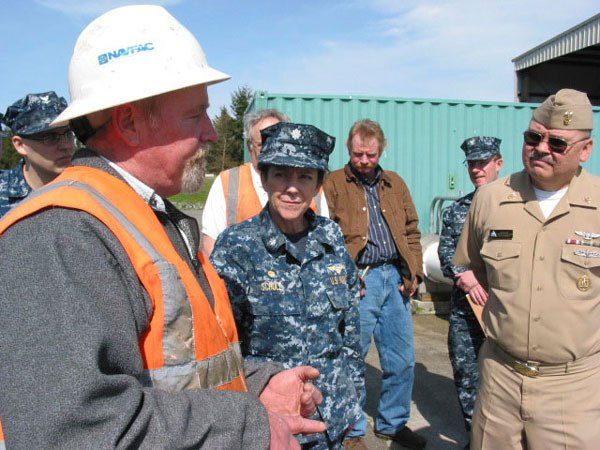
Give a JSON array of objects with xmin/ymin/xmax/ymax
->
[{"xmin": 513, "ymin": 361, "xmax": 540, "ymax": 378}]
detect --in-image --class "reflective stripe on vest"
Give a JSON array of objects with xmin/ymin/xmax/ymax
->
[
  {"xmin": 221, "ymin": 162, "xmax": 322, "ymax": 226},
  {"xmin": 0, "ymin": 417, "xmax": 4, "ymax": 449},
  {"xmin": 222, "ymin": 163, "xmax": 261, "ymax": 226},
  {"xmin": 0, "ymin": 167, "xmax": 246, "ymax": 393}
]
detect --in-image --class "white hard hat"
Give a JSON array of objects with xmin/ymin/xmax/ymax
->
[{"xmin": 52, "ymin": 5, "xmax": 230, "ymax": 127}]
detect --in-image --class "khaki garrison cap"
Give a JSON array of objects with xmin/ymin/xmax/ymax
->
[{"xmin": 532, "ymin": 89, "xmax": 594, "ymax": 130}]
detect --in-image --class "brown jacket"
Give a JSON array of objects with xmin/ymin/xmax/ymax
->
[{"xmin": 323, "ymin": 164, "xmax": 424, "ymax": 287}]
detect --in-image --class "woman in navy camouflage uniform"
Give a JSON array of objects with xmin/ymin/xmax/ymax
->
[{"xmin": 211, "ymin": 122, "xmax": 364, "ymax": 449}]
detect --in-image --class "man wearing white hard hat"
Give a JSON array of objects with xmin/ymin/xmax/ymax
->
[{"xmin": 0, "ymin": 5, "xmax": 325, "ymax": 449}]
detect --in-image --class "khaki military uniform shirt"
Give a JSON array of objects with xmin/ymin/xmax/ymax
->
[{"xmin": 454, "ymin": 168, "xmax": 600, "ymax": 364}]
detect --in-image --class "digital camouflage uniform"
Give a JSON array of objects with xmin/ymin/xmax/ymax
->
[
  {"xmin": 437, "ymin": 135, "xmax": 500, "ymax": 433},
  {"xmin": 0, "ymin": 160, "xmax": 32, "ymax": 218},
  {"xmin": 211, "ymin": 208, "xmax": 364, "ymax": 449},
  {"xmin": 0, "ymin": 91, "xmax": 69, "ymax": 218},
  {"xmin": 438, "ymin": 191, "xmax": 485, "ymax": 432},
  {"xmin": 211, "ymin": 122, "xmax": 365, "ymax": 449}
]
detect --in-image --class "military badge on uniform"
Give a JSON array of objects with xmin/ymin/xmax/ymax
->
[
  {"xmin": 563, "ymin": 111, "xmax": 573, "ymax": 126},
  {"xmin": 577, "ymin": 274, "xmax": 591, "ymax": 292},
  {"xmin": 566, "ymin": 232, "xmax": 600, "ymax": 250},
  {"xmin": 574, "ymin": 249, "xmax": 600, "ymax": 258},
  {"xmin": 327, "ymin": 264, "xmax": 347, "ymax": 285},
  {"xmin": 260, "ymin": 280, "xmax": 284, "ymax": 292},
  {"xmin": 261, "ymin": 269, "xmax": 283, "ymax": 292},
  {"xmin": 489, "ymin": 230, "xmax": 513, "ymax": 240},
  {"xmin": 575, "ymin": 231, "xmax": 600, "ymax": 241}
]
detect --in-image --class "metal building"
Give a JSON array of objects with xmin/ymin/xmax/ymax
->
[
  {"xmin": 513, "ymin": 13, "xmax": 600, "ymax": 105},
  {"xmin": 248, "ymin": 91, "xmax": 600, "ymax": 233}
]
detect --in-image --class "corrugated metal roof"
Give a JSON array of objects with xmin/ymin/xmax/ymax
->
[{"xmin": 512, "ymin": 13, "xmax": 600, "ymax": 70}]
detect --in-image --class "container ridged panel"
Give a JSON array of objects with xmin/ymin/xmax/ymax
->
[{"xmin": 249, "ymin": 91, "xmax": 600, "ymax": 233}]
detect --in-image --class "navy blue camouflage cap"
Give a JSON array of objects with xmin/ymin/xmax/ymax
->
[
  {"xmin": 460, "ymin": 136, "xmax": 501, "ymax": 161},
  {"xmin": 259, "ymin": 122, "xmax": 335, "ymax": 172},
  {"xmin": 1, "ymin": 91, "xmax": 68, "ymax": 136}
]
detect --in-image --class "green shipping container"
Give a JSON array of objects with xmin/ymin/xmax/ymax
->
[{"xmin": 247, "ymin": 91, "xmax": 600, "ymax": 233}]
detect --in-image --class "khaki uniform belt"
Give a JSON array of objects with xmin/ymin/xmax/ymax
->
[{"xmin": 489, "ymin": 341, "xmax": 600, "ymax": 378}]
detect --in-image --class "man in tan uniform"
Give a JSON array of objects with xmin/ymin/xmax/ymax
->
[{"xmin": 455, "ymin": 89, "xmax": 598, "ymax": 449}]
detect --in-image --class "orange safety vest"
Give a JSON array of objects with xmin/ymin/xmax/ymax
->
[
  {"xmin": 0, "ymin": 166, "xmax": 247, "ymax": 398},
  {"xmin": 0, "ymin": 419, "xmax": 4, "ymax": 449},
  {"xmin": 221, "ymin": 162, "xmax": 323, "ymax": 226}
]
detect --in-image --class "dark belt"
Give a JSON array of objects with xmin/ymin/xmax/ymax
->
[
  {"xmin": 356, "ymin": 260, "xmax": 398, "ymax": 270},
  {"xmin": 489, "ymin": 340, "xmax": 600, "ymax": 378}
]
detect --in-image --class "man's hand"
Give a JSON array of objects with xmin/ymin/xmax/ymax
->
[
  {"xmin": 455, "ymin": 270, "xmax": 488, "ymax": 305},
  {"xmin": 399, "ymin": 278, "xmax": 419, "ymax": 298},
  {"xmin": 260, "ymin": 366, "xmax": 327, "ymax": 438},
  {"xmin": 267, "ymin": 411, "xmax": 300, "ymax": 450}
]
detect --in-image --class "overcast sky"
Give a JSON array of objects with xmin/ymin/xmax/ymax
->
[{"xmin": 1, "ymin": 0, "xmax": 598, "ymax": 119}]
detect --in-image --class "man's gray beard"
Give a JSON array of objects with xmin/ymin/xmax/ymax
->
[{"xmin": 181, "ymin": 148, "xmax": 207, "ymax": 193}]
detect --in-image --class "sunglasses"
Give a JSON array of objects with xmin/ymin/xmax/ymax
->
[
  {"xmin": 25, "ymin": 130, "xmax": 75, "ymax": 146},
  {"xmin": 523, "ymin": 130, "xmax": 588, "ymax": 155}
]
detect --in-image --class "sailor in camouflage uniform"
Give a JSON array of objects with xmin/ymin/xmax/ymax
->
[
  {"xmin": 0, "ymin": 91, "xmax": 74, "ymax": 218},
  {"xmin": 438, "ymin": 136, "xmax": 503, "ymax": 437},
  {"xmin": 211, "ymin": 122, "xmax": 364, "ymax": 449}
]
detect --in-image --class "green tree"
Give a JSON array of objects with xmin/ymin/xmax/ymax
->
[
  {"xmin": 207, "ymin": 86, "xmax": 253, "ymax": 174},
  {"xmin": 227, "ymin": 86, "xmax": 253, "ymax": 163},
  {"xmin": 206, "ymin": 106, "xmax": 235, "ymax": 174},
  {"xmin": 0, "ymin": 133, "xmax": 21, "ymax": 170}
]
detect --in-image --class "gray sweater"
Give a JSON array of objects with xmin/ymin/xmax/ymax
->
[{"xmin": 0, "ymin": 151, "xmax": 279, "ymax": 449}]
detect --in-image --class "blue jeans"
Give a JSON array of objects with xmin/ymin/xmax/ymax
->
[{"xmin": 348, "ymin": 263, "xmax": 415, "ymax": 437}]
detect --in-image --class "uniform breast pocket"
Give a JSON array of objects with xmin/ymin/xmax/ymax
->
[
  {"xmin": 247, "ymin": 289, "xmax": 301, "ymax": 317},
  {"xmin": 244, "ymin": 290, "xmax": 302, "ymax": 358},
  {"xmin": 480, "ymin": 241, "xmax": 521, "ymax": 292},
  {"xmin": 559, "ymin": 247, "xmax": 600, "ymax": 300}
]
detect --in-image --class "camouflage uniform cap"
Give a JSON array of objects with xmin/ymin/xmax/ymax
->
[
  {"xmin": 259, "ymin": 122, "xmax": 335, "ymax": 172},
  {"xmin": 532, "ymin": 89, "xmax": 594, "ymax": 130},
  {"xmin": 460, "ymin": 136, "xmax": 501, "ymax": 161},
  {"xmin": 1, "ymin": 91, "xmax": 68, "ymax": 136}
]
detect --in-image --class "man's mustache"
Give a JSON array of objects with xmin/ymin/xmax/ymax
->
[{"xmin": 530, "ymin": 150, "xmax": 555, "ymax": 166}]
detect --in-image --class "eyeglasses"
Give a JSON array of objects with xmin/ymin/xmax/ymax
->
[
  {"xmin": 25, "ymin": 130, "xmax": 75, "ymax": 146},
  {"xmin": 523, "ymin": 130, "xmax": 589, "ymax": 155}
]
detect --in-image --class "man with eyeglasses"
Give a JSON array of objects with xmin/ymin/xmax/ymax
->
[
  {"xmin": 0, "ymin": 91, "xmax": 75, "ymax": 217},
  {"xmin": 454, "ymin": 89, "xmax": 598, "ymax": 449},
  {"xmin": 438, "ymin": 136, "xmax": 502, "ymax": 448}
]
